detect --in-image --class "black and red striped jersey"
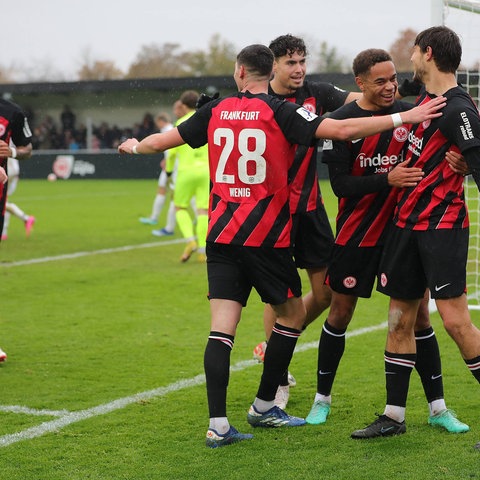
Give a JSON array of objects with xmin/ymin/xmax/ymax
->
[
  {"xmin": 177, "ymin": 91, "xmax": 323, "ymax": 248},
  {"xmin": 268, "ymin": 80, "xmax": 348, "ymax": 214},
  {"xmin": 393, "ymin": 86, "xmax": 480, "ymax": 231},
  {"xmin": 0, "ymin": 98, "xmax": 32, "ymax": 170},
  {"xmin": 323, "ymin": 100, "xmax": 412, "ymax": 246}
]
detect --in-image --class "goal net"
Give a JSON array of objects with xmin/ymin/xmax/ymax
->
[{"xmin": 458, "ymin": 68, "xmax": 480, "ymax": 310}]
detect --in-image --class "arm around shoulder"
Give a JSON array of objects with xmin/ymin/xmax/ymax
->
[{"xmin": 315, "ymin": 96, "xmax": 446, "ymax": 141}]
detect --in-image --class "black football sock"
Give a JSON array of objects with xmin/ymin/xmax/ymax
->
[
  {"xmin": 385, "ymin": 351, "xmax": 416, "ymax": 408},
  {"xmin": 279, "ymin": 370, "xmax": 289, "ymax": 387},
  {"xmin": 415, "ymin": 327, "xmax": 444, "ymax": 402},
  {"xmin": 465, "ymin": 355, "xmax": 480, "ymax": 383},
  {"xmin": 256, "ymin": 323, "xmax": 301, "ymax": 401},
  {"xmin": 317, "ymin": 320, "xmax": 346, "ymax": 395},
  {"xmin": 204, "ymin": 331, "xmax": 234, "ymax": 418}
]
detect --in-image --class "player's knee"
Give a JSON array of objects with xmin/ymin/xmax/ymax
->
[{"xmin": 388, "ymin": 307, "xmax": 404, "ymax": 332}]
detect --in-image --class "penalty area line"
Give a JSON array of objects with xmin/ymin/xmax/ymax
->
[{"xmin": 0, "ymin": 322, "xmax": 387, "ymax": 448}]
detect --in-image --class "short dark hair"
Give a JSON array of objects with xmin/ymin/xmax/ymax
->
[
  {"xmin": 236, "ymin": 44, "xmax": 274, "ymax": 78},
  {"xmin": 269, "ymin": 34, "xmax": 307, "ymax": 59},
  {"xmin": 414, "ymin": 26, "xmax": 462, "ymax": 73},
  {"xmin": 180, "ymin": 90, "xmax": 199, "ymax": 109},
  {"xmin": 352, "ymin": 49, "xmax": 393, "ymax": 77}
]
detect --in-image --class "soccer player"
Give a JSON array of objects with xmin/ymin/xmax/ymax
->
[
  {"xmin": 351, "ymin": 27, "xmax": 480, "ymax": 442},
  {"xmin": 0, "ymin": 96, "xmax": 33, "ymax": 362},
  {"xmin": 0, "ymin": 100, "xmax": 33, "ymax": 235},
  {"xmin": 252, "ymin": 34, "xmax": 363, "ymax": 408},
  {"xmin": 139, "ymin": 111, "xmax": 175, "ymax": 229},
  {"xmin": 164, "ymin": 91, "xmax": 209, "ymax": 262},
  {"xmin": 305, "ymin": 48, "xmax": 468, "ymax": 434},
  {"xmin": 118, "ymin": 43, "xmax": 445, "ymax": 448}
]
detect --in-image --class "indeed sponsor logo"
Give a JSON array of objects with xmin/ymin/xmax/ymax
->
[
  {"xmin": 407, "ymin": 131, "xmax": 423, "ymax": 156},
  {"xmin": 357, "ymin": 151, "xmax": 404, "ymax": 172}
]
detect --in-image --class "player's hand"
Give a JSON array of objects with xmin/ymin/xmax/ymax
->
[
  {"xmin": 445, "ymin": 150, "xmax": 469, "ymax": 176},
  {"xmin": 402, "ymin": 96, "xmax": 446, "ymax": 124},
  {"xmin": 387, "ymin": 164, "xmax": 424, "ymax": 188},
  {"xmin": 0, "ymin": 140, "xmax": 11, "ymax": 158},
  {"xmin": 196, "ymin": 92, "xmax": 219, "ymax": 109},
  {"xmin": 0, "ymin": 166, "xmax": 7, "ymax": 184},
  {"xmin": 118, "ymin": 138, "xmax": 139, "ymax": 155},
  {"xmin": 398, "ymin": 79, "xmax": 422, "ymax": 98}
]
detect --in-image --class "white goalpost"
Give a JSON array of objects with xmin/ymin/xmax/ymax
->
[{"xmin": 429, "ymin": 0, "xmax": 480, "ymax": 311}]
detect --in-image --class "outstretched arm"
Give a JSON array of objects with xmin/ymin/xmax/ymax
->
[
  {"xmin": 0, "ymin": 140, "xmax": 32, "ymax": 160},
  {"xmin": 118, "ymin": 128, "xmax": 185, "ymax": 155},
  {"xmin": 315, "ymin": 96, "xmax": 446, "ymax": 141}
]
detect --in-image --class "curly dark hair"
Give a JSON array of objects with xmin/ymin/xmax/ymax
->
[{"xmin": 269, "ymin": 34, "xmax": 307, "ymax": 59}]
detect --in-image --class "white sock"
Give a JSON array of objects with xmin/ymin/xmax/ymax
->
[
  {"xmin": 384, "ymin": 405, "xmax": 406, "ymax": 423},
  {"xmin": 209, "ymin": 417, "xmax": 230, "ymax": 434},
  {"xmin": 314, "ymin": 393, "xmax": 331, "ymax": 404},
  {"xmin": 165, "ymin": 201, "xmax": 176, "ymax": 232},
  {"xmin": 7, "ymin": 202, "xmax": 27, "ymax": 221},
  {"xmin": 253, "ymin": 397, "xmax": 275, "ymax": 413},
  {"xmin": 2, "ymin": 212, "xmax": 10, "ymax": 236},
  {"xmin": 429, "ymin": 399, "xmax": 447, "ymax": 416},
  {"xmin": 151, "ymin": 194, "xmax": 166, "ymax": 220}
]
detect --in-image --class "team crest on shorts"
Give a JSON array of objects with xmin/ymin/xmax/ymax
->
[
  {"xmin": 343, "ymin": 276, "xmax": 357, "ymax": 288},
  {"xmin": 380, "ymin": 273, "xmax": 388, "ymax": 287}
]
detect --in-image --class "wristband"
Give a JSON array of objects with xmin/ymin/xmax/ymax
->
[
  {"xmin": 391, "ymin": 113, "xmax": 403, "ymax": 128},
  {"xmin": 132, "ymin": 144, "xmax": 139, "ymax": 155},
  {"xmin": 9, "ymin": 146, "xmax": 17, "ymax": 159}
]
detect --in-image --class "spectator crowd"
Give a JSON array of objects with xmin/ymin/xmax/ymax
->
[{"xmin": 29, "ymin": 105, "xmax": 158, "ymax": 151}]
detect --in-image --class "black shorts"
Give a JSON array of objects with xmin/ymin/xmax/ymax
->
[
  {"xmin": 377, "ymin": 225, "xmax": 468, "ymax": 300},
  {"xmin": 326, "ymin": 245, "xmax": 382, "ymax": 298},
  {"xmin": 291, "ymin": 207, "xmax": 334, "ymax": 269},
  {"xmin": 206, "ymin": 242, "xmax": 302, "ymax": 306}
]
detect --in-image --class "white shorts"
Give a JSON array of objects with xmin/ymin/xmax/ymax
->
[
  {"xmin": 158, "ymin": 161, "xmax": 178, "ymax": 189},
  {"xmin": 7, "ymin": 158, "xmax": 20, "ymax": 195}
]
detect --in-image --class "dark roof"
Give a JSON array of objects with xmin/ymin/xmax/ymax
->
[{"xmin": 0, "ymin": 73, "xmax": 362, "ymax": 96}]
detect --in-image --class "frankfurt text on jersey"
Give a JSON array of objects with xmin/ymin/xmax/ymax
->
[{"xmin": 220, "ymin": 111, "xmax": 260, "ymax": 120}]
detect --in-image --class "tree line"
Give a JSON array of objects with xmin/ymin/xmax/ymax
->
[{"xmin": 1, "ymin": 30, "xmax": 478, "ymax": 84}]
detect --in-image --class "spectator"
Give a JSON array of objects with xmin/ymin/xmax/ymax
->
[{"xmin": 60, "ymin": 105, "xmax": 76, "ymax": 132}]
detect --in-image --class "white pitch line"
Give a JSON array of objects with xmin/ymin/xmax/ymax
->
[
  {"xmin": 0, "ymin": 405, "xmax": 71, "ymax": 417},
  {"xmin": 0, "ymin": 239, "xmax": 185, "ymax": 268},
  {"xmin": 0, "ymin": 322, "xmax": 387, "ymax": 448}
]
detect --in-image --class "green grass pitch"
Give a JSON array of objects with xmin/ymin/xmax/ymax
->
[{"xmin": 0, "ymin": 179, "xmax": 479, "ymax": 479}]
